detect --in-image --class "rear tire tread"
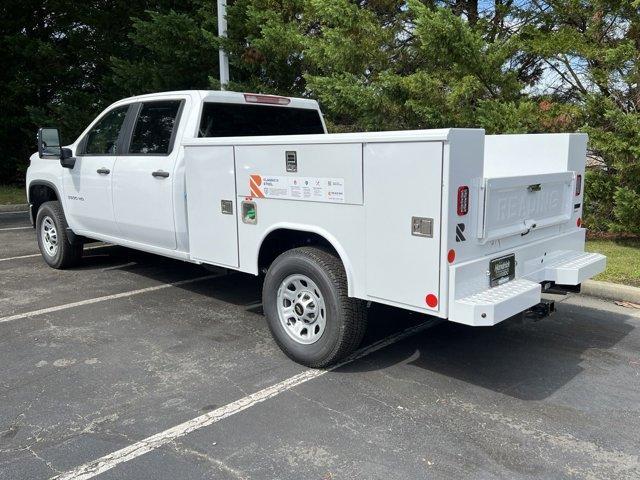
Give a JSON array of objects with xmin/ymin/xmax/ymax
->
[{"xmin": 263, "ymin": 246, "xmax": 367, "ymax": 368}]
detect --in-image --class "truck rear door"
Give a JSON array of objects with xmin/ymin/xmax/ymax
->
[
  {"xmin": 112, "ymin": 99, "xmax": 185, "ymax": 250},
  {"xmin": 478, "ymin": 172, "xmax": 575, "ymax": 243}
]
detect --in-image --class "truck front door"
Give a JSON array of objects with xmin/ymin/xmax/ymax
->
[
  {"xmin": 62, "ymin": 105, "xmax": 130, "ymax": 237},
  {"xmin": 111, "ymin": 99, "xmax": 184, "ymax": 250}
]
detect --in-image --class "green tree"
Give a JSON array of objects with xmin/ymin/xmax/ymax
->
[
  {"xmin": 0, "ymin": 0, "xmax": 188, "ymax": 184},
  {"xmin": 521, "ymin": 0, "xmax": 640, "ymax": 233},
  {"xmin": 111, "ymin": 1, "xmax": 220, "ymax": 94}
]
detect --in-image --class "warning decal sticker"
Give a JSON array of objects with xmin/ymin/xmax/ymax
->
[{"xmin": 249, "ymin": 175, "xmax": 345, "ymax": 203}]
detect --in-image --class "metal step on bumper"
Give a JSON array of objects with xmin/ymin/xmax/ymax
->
[
  {"xmin": 453, "ymin": 279, "xmax": 542, "ymax": 327},
  {"xmin": 543, "ymin": 251, "xmax": 606, "ymax": 285},
  {"xmin": 450, "ymin": 250, "xmax": 606, "ymax": 327}
]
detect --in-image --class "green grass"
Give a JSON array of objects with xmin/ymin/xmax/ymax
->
[
  {"xmin": 586, "ymin": 238, "xmax": 640, "ymax": 287},
  {"xmin": 0, "ymin": 185, "xmax": 26, "ymax": 205}
]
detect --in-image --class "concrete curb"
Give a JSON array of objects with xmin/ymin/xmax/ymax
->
[
  {"xmin": 582, "ymin": 280, "xmax": 640, "ymax": 304},
  {"xmin": 0, "ymin": 204, "xmax": 29, "ymax": 213}
]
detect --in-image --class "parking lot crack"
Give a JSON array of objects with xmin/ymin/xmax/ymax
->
[
  {"xmin": 26, "ymin": 444, "xmax": 62, "ymax": 475},
  {"xmin": 452, "ymin": 399, "xmax": 640, "ymax": 478},
  {"xmin": 290, "ymin": 390, "xmax": 363, "ymax": 435},
  {"xmin": 170, "ymin": 441, "xmax": 248, "ymax": 479}
]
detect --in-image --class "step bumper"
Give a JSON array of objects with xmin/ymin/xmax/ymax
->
[
  {"xmin": 448, "ymin": 232, "xmax": 607, "ymax": 327},
  {"xmin": 453, "ymin": 279, "xmax": 542, "ymax": 327},
  {"xmin": 543, "ymin": 251, "xmax": 606, "ymax": 285}
]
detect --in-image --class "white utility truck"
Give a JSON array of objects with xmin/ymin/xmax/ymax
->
[{"xmin": 28, "ymin": 90, "xmax": 606, "ymax": 367}]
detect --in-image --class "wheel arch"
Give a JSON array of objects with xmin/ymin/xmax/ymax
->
[
  {"xmin": 28, "ymin": 180, "xmax": 62, "ymax": 227},
  {"xmin": 256, "ymin": 224, "xmax": 356, "ymax": 296}
]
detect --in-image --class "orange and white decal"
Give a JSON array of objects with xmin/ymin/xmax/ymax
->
[
  {"xmin": 247, "ymin": 175, "xmax": 345, "ymax": 203},
  {"xmin": 249, "ymin": 175, "xmax": 265, "ymax": 198}
]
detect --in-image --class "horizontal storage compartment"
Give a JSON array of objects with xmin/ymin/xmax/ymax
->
[{"xmin": 477, "ymin": 172, "xmax": 575, "ymax": 243}]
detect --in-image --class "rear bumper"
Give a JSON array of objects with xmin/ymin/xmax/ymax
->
[{"xmin": 448, "ymin": 230, "xmax": 606, "ymax": 326}]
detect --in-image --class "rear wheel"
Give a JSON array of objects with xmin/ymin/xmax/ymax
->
[
  {"xmin": 262, "ymin": 246, "xmax": 367, "ymax": 368},
  {"xmin": 36, "ymin": 201, "xmax": 82, "ymax": 269}
]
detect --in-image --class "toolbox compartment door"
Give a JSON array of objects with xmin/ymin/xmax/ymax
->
[
  {"xmin": 478, "ymin": 172, "xmax": 574, "ymax": 243},
  {"xmin": 185, "ymin": 146, "xmax": 239, "ymax": 268},
  {"xmin": 364, "ymin": 141, "xmax": 443, "ymax": 311}
]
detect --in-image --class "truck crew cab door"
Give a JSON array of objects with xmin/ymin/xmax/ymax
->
[
  {"xmin": 111, "ymin": 99, "xmax": 184, "ymax": 250},
  {"xmin": 62, "ymin": 105, "xmax": 131, "ymax": 237}
]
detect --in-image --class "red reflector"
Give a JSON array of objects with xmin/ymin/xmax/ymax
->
[
  {"xmin": 425, "ymin": 294, "xmax": 438, "ymax": 308},
  {"xmin": 447, "ymin": 249, "xmax": 456, "ymax": 263},
  {"xmin": 576, "ymin": 174, "xmax": 582, "ymax": 196},
  {"xmin": 244, "ymin": 93, "xmax": 291, "ymax": 105},
  {"xmin": 457, "ymin": 186, "xmax": 469, "ymax": 216},
  {"xmin": 577, "ymin": 217, "xmax": 582, "ymax": 227}
]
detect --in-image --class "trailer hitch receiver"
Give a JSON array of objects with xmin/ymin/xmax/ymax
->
[{"xmin": 525, "ymin": 299, "xmax": 555, "ymax": 320}]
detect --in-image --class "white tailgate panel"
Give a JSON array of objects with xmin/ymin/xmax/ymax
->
[
  {"xmin": 480, "ymin": 172, "xmax": 574, "ymax": 242},
  {"xmin": 185, "ymin": 146, "xmax": 239, "ymax": 268},
  {"xmin": 364, "ymin": 142, "xmax": 443, "ymax": 311}
]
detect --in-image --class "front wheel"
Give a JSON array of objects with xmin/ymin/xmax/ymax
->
[
  {"xmin": 36, "ymin": 201, "xmax": 82, "ymax": 269},
  {"xmin": 262, "ymin": 246, "xmax": 367, "ymax": 368}
]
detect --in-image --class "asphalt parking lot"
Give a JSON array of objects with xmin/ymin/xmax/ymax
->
[{"xmin": 1, "ymin": 210, "xmax": 639, "ymax": 480}]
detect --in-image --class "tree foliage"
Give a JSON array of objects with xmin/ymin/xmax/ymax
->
[{"xmin": 1, "ymin": 0, "xmax": 639, "ymax": 233}]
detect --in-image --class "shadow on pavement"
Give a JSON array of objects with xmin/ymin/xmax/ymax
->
[
  {"xmin": 72, "ymin": 245, "xmax": 636, "ymax": 402},
  {"xmin": 341, "ymin": 302, "xmax": 634, "ymax": 401}
]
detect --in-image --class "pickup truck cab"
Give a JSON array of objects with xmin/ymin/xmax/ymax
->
[{"xmin": 28, "ymin": 90, "xmax": 606, "ymax": 367}]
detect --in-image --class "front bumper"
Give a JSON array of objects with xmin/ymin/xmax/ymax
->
[{"xmin": 448, "ymin": 230, "xmax": 606, "ymax": 326}]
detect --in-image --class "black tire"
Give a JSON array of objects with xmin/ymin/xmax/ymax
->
[
  {"xmin": 36, "ymin": 201, "xmax": 83, "ymax": 269},
  {"xmin": 262, "ymin": 246, "xmax": 367, "ymax": 368}
]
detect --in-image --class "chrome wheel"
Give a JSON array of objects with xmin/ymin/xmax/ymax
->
[
  {"xmin": 41, "ymin": 216, "xmax": 59, "ymax": 257},
  {"xmin": 277, "ymin": 274, "xmax": 326, "ymax": 345}
]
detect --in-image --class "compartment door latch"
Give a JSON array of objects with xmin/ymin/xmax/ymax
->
[{"xmin": 411, "ymin": 217, "xmax": 433, "ymax": 238}]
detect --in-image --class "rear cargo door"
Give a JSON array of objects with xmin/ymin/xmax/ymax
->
[
  {"xmin": 364, "ymin": 141, "xmax": 443, "ymax": 312},
  {"xmin": 478, "ymin": 172, "xmax": 574, "ymax": 243}
]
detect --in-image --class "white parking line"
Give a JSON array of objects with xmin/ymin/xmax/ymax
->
[
  {"xmin": 101, "ymin": 261, "xmax": 137, "ymax": 271},
  {"xmin": 0, "ymin": 274, "xmax": 222, "ymax": 324},
  {"xmin": 51, "ymin": 319, "xmax": 437, "ymax": 480},
  {"xmin": 0, "ymin": 244, "xmax": 112, "ymax": 263},
  {"xmin": 0, "ymin": 226, "xmax": 31, "ymax": 231}
]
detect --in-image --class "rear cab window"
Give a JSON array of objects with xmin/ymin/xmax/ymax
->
[
  {"xmin": 198, "ymin": 103, "xmax": 325, "ymax": 137},
  {"xmin": 128, "ymin": 100, "xmax": 183, "ymax": 155}
]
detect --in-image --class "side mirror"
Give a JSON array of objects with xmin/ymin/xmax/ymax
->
[
  {"xmin": 37, "ymin": 127, "xmax": 76, "ymax": 168},
  {"xmin": 38, "ymin": 127, "xmax": 62, "ymax": 159}
]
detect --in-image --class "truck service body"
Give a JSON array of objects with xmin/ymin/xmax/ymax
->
[{"xmin": 28, "ymin": 90, "xmax": 606, "ymax": 366}]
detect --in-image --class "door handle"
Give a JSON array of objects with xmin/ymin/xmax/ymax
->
[
  {"xmin": 97, "ymin": 168, "xmax": 110, "ymax": 175},
  {"xmin": 152, "ymin": 170, "xmax": 170, "ymax": 178}
]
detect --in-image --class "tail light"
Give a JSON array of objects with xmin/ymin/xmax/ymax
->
[
  {"xmin": 457, "ymin": 186, "xmax": 469, "ymax": 216},
  {"xmin": 244, "ymin": 93, "xmax": 291, "ymax": 105},
  {"xmin": 575, "ymin": 174, "xmax": 582, "ymax": 196}
]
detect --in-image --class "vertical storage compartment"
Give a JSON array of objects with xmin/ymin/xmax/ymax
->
[
  {"xmin": 364, "ymin": 141, "xmax": 444, "ymax": 311},
  {"xmin": 185, "ymin": 145, "xmax": 239, "ymax": 268}
]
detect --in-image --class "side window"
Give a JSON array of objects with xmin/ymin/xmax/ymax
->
[
  {"xmin": 128, "ymin": 100, "xmax": 181, "ymax": 155},
  {"xmin": 83, "ymin": 106, "xmax": 129, "ymax": 155}
]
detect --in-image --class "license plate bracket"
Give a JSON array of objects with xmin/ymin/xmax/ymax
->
[{"xmin": 489, "ymin": 254, "xmax": 515, "ymax": 287}]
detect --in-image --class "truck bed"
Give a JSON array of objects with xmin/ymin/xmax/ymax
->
[{"xmin": 182, "ymin": 128, "xmax": 605, "ymax": 325}]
